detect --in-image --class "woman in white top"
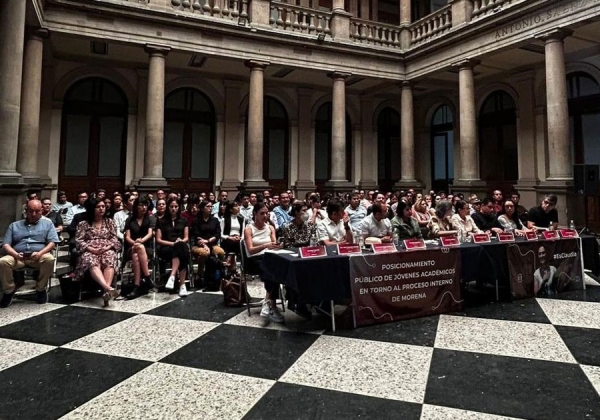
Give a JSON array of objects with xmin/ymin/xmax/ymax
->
[
  {"xmin": 220, "ymin": 200, "xmax": 245, "ymax": 254},
  {"xmin": 244, "ymin": 202, "xmax": 284, "ymax": 323},
  {"xmin": 450, "ymin": 200, "xmax": 483, "ymax": 240}
]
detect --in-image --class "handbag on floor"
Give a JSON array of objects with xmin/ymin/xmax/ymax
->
[{"xmin": 221, "ymin": 271, "xmax": 250, "ymax": 307}]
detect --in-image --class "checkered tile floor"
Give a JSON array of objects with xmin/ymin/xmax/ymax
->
[{"xmin": 2, "ymin": 281, "xmax": 600, "ymax": 420}]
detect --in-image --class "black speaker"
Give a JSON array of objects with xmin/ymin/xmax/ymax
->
[{"xmin": 574, "ymin": 164, "xmax": 599, "ymax": 195}]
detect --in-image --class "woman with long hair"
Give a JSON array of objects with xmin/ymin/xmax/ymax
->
[
  {"xmin": 190, "ymin": 200, "xmax": 226, "ymax": 290},
  {"xmin": 220, "ymin": 200, "xmax": 245, "ymax": 255},
  {"xmin": 392, "ymin": 200, "xmax": 423, "ymax": 241},
  {"xmin": 495, "ymin": 200, "xmax": 527, "ymax": 236},
  {"xmin": 156, "ymin": 198, "xmax": 190, "ymax": 297},
  {"xmin": 244, "ymin": 202, "xmax": 284, "ymax": 323},
  {"xmin": 450, "ymin": 200, "xmax": 483, "ymax": 240},
  {"xmin": 123, "ymin": 196, "xmax": 154, "ymax": 299},
  {"xmin": 75, "ymin": 197, "xmax": 121, "ymax": 307},
  {"xmin": 154, "ymin": 198, "xmax": 167, "ymax": 222},
  {"xmin": 427, "ymin": 200, "xmax": 458, "ymax": 238}
]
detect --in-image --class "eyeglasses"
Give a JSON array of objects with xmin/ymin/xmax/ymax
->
[{"xmin": 543, "ymin": 200, "xmax": 555, "ymax": 206}]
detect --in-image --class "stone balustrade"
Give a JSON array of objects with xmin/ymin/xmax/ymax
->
[
  {"xmin": 170, "ymin": 0, "xmax": 250, "ymax": 25},
  {"xmin": 409, "ymin": 5, "xmax": 452, "ymax": 45},
  {"xmin": 472, "ymin": 0, "xmax": 521, "ymax": 20},
  {"xmin": 269, "ymin": 2, "xmax": 331, "ymax": 36},
  {"xmin": 349, "ymin": 18, "xmax": 402, "ymax": 49}
]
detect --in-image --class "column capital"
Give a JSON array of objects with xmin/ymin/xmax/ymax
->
[
  {"xmin": 400, "ymin": 80, "xmax": 416, "ymax": 89},
  {"xmin": 144, "ymin": 44, "xmax": 170, "ymax": 56},
  {"xmin": 245, "ymin": 60, "xmax": 270, "ymax": 70},
  {"xmin": 26, "ymin": 27, "xmax": 49, "ymax": 41},
  {"xmin": 327, "ymin": 71, "xmax": 351, "ymax": 81},
  {"xmin": 451, "ymin": 58, "xmax": 480, "ymax": 70},
  {"xmin": 536, "ymin": 28, "xmax": 573, "ymax": 44}
]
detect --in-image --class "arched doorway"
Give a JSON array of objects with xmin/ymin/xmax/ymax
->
[
  {"xmin": 314, "ymin": 102, "xmax": 352, "ymax": 191},
  {"xmin": 568, "ymin": 72, "xmax": 600, "ymax": 231},
  {"xmin": 377, "ymin": 107, "xmax": 401, "ymax": 193},
  {"xmin": 430, "ymin": 105, "xmax": 454, "ymax": 193},
  {"xmin": 59, "ymin": 78, "xmax": 128, "ymax": 199},
  {"xmin": 163, "ymin": 88, "xmax": 215, "ymax": 194},
  {"xmin": 244, "ymin": 96, "xmax": 290, "ymax": 194},
  {"xmin": 479, "ymin": 91, "xmax": 517, "ymax": 194}
]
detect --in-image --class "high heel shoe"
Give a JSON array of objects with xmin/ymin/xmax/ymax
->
[{"xmin": 102, "ymin": 291, "xmax": 111, "ymax": 307}]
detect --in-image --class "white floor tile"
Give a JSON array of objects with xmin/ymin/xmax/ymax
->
[
  {"xmin": 581, "ymin": 365, "xmax": 600, "ymax": 397},
  {"xmin": 421, "ymin": 404, "xmax": 525, "ymax": 420},
  {"xmin": 0, "ymin": 337, "xmax": 55, "ymax": 372},
  {"xmin": 537, "ymin": 298, "xmax": 600, "ymax": 330},
  {"xmin": 60, "ymin": 362, "xmax": 274, "ymax": 420},
  {"xmin": 72, "ymin": 292, "xmax": 180, "ymax": 314},
  {"xmin": 0, "ymin": 300, "xmax": 64, "ymax": 327},
  {"xmin": 434, "ymin": 315, "xmax": 576, "ymax": 363},
  {"xmin": 62, "ymin": 314, "xmax": 218, "ymax": 361},
  {"xmin": 280, "ymin": 335, "xmax": 433, "ymax": 403}
]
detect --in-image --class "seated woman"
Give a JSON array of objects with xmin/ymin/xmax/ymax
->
[
  {"xmin": 282, "ymin": 201, "xmax": 318, "ymax": 247},
  {"xmin": 392, "ymin": 200, "xmax": 423, "ymax": 241},
  {"xmin": 75, "ymin": 197, "xmax": 121, "ymax": 307},
  {"xmin": 111, "ymin": 194, "xmax": 123, "ymax": 215},
  {"xmin": 123, "ymin": 196, "xmax": 155, "ymax": 299},
  {"xmin": 412, "ymin": 198, "xmax": 431, "ymax": 228},
  {"xmin": 450, "ymin": 200, "xmax": 483, "ymax": 241},
  {"xmin": 495, "ymin": 200, "xmax": 527, "ymax": 236},
  {"xmin": 220, "ymin": 200, "xmax": 245, "ymax": 255},
  {"xmin": 305, "ymin": 195, "xmax": 327, "ymax": 222},
  {"xmin": 427, "ymin": 200, "xmax": 458, "ymax": 238},
  {"xmin": 244, "ymin": 202, "xmax": 284, "ymax": 323},
  {"xmin": 153, "ymin": 198, "xmax": 167, "ymax": 222},
  {"xmin": 181, "ymin": 194, "xmax": 199, "ymax": 225},
  {"xmin": 190, "ymin": 200, "xmax": 225, "ymax": 290},
  {"xmin": 156, "ymin": 198, "xmax": 190, "ymax": 297}
]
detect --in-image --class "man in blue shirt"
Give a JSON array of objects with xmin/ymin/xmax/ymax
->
[
  {"xmin": 272, "ymin": 191, "xmax": 293, "ymax": 230},
  {"xmin": 1, "ymin": 200, "xmax": 60, "ymax": 307}
]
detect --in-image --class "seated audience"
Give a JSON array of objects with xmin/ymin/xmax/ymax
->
[
  {"xmin": 427, "ymin": 200, "xmax": 458, "ymax": 238},
  {"xmin": 114, "ymin": 193, "xmax": 135, "ymax": 241},
  {"xmin": 64, "ymin": 191, "xmax": 88, "ymax": 225},
  {"xmin": 1, "ymin": 200, "xmax": 60, "ymax": 307},
  {"xmin": 244, "ymin": 202, "xmax": 284, "ymax": 323},
  {"xmin": 239, "ymin": 192, "xmax": 254, "ymax": 221},
  {"xmin": 273, "ymin": 191, "xmax": 293, "ymax": 230},
  {"xmin": 220, "ymin": 200, "xmax": 245, "ymax": 255},
  {"xmin": 510, "ymin": 190, "xmax": 528, "ymax": 226},
  {"xmin": 491, "ymin": 190, "xmax": 504, "ymax": 215},
  {"xmin": 359, "ymin": 203, "xmax": 393, "ymax": 244},
  {"xmin": 495, "ymin": 200, "xmax": 527, "ymax": 236},
  {"xmin": 392, "ymin": 200, "xmax": 423, "ymax": 241},
  {"xmin": 450, "ymin": 200, "xmax": 483, "ymax": 240},
  {"xmin": 154, "ymin": 198, "xmax": 167, "ymax": 222},
  {"xmin": 181, "ymin": 194, "xmax": 200, "ymax": 224},
  {"xmin": 123, "ymin": 196, "xmax": 155, "ymax": 299},
  {"xmin": 41, "ymin": 197, "xmax": 64, "ymax": 234},
  {"xmin": 282, "ymin": 201, "xmax": 318, "ymax": 248},
  {"xmin": 156, "ymin": 198, "xmax": 190, "ymax": 297},
  {"xmin": 527, "ymin": 194, "xmax": 559, "ymax": 231},
  {"xmin": 316, "ymin": 199, "xmax": 353, "ymax": 245},
  {"xmin": 306, "ymin": 195, "xmax": 327, "ymax": 222},
  {"xmin": 190, "ymin": 200, "xmax": 225, "ymax": 290},
  {"xmin": 75, "ymin": 197, "xmax": 121, "ymax": 307},
  {"xmin": 411, "ymin": 198, "xmax": 431, "ymax": 228},
  {"xmin": 345, "ymin": 192, "xmax": 367, "ymax": 232},
  {"xmin": 471, "ymin": 198, "xmax": 503, "ymax": 235},
  {"xmin": 52, "ymin": 190, "xmax": 73, "ymax": 223}
]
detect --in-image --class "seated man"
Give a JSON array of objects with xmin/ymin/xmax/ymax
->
[
  {"xmin": 345, "ymin": 192, "xmax": 367, "ymax": 232},
  {"xmin": 1, "ymin": 200, "xmax": 60, "ymax": 307},
  {"xmin": 41, "ymin": 197, "xmax": 64, "ymax": 234},
  {"xmin": 316, "ymin": 199, "xmax": 353, "ymax": 245},
  {"xmin": 359, "ymin": 203, "xmax": 393, "ymax": 244},
  {"xmin": 527, "ymin": 194, "xmax": 559, "ymax": 231},
  {"xmin": 64, "ymin": 191, "xmax": 88, "ymax": 226},
  {"xmin": 471, "ymin": 198, "xmax": 503, "ymax": 235}
]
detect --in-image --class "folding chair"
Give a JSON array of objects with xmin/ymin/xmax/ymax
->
[{"xmin": 13, "ymin": 246, "xmax": 59, "ymax": 296}]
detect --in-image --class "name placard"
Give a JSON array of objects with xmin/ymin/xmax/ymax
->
[
  {"xmin": 403, "ymin": 239, "xmax": 426, "ymax": 251},
  {"xmin": 299, "ymin": 246, "xmax": 327, "ymax": 258},
  {"xmin": 440, "ymin": 236, "xmax": 460, "ymax": 247},
  {"xmin": 542, "ymin": 231, "xmax": 559, "ymax": 241},
  {"xmin": 473, "ymin": 233, "xmax": 491, "ymax": 244},
  {"xmin": 525, "ymin": 231, "xmax": 538, "ymax": 241},
  {"xmin": 498, "ymin": 232, "xmax": 515, "ymax": 243},
  {"xmin": 337, "ymin": 243, "xmax": 362, "ymax": 255},
  {"xmin": 559, "ymin": 229, "xmax": 579, "ymax": 239},
  {"xmin": 372, "ymin": 243, "xmax": 398, "ymax": 253}
]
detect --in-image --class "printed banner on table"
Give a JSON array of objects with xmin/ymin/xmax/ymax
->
[
  {"xmin": 349, "ymin": 249, "xmax": 462, "ymax": 327},
  {"xmin": 507, "ymin": 238, "xmax": 583, "ymax": 299}
]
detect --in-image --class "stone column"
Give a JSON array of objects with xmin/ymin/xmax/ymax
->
[
  {"xmin": 294, "ymin": 88, "xmax": 316, "ymax": 196},
  {"xmin": 401, "ymin": 82, "xmax": 415, "ymax": 182},
  {"xmin": 540, "ymin": 29, "xmax": 572, "ymax": 181},
  {"xmin": 359, "ymin": 97, "xmax": 377, "ymax": 190},
  {"xmin": 244, "ymin": 60, "xmax": 270, "ymax": 190},
  {"xmin": 17, "ymin": 29, "xmax": 49, "ymax": 181},
  {"xmin": 139, "ymin": 45, "xmax": 170, "ymax": 189},
  {"xmin": 400, "ymin": 0, "xmax": 412, "ymax": 49},
  {"xmin": 455, "ymin": 60, "xmax": 480, "ymax": 183},
  {"xmin": 326, "ymin": 72, "xmax": 354, "ymax": 191},
  {"xmin": 0, "ymin": 0, "xmax": 27, "ymax": 181}
]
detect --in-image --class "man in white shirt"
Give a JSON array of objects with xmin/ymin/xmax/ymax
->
[
  {"xmin": 345, "ymin": 192, "xmax": 367, "ymax": 232},
  {"xmin": 359, "ymin": 203, "xmax": 393, "ymax": 244},
  {"xmin": 212, "ymin": 190, "xmax": 229, "ymax": 216},
  {"xmin": 316, "ymin": 199, "xmax": 352, "ymax": 245},
  {"xmin": 64, "ymin": 191, "xmax": 88, "ymax": 225},
  {"xmin": 239, "ymin": 192, "xmax": 254, "ymax": 221},
  {"xmin": 114, "ymin": 193, "xmax": 135, "ymax": 241}
]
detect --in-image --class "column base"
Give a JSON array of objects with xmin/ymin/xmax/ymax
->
[
  {"xmin": 220, "ymin": 179, "xmax": 243, "ymax": 192},
  {"xmin": 0, "ymin": 186, "xmax": 28, "ymax": 235},
  {"xmin": 323, "ymin": 180, "xmax": 355, "ymax": 193},
  {"xmin": 358, "ymin": 179, "xmax": 379, "ymax": 191},
  {"xmin": 135, "ymin": 177, "xmax": 170, "ymax": 192},
  {"xmin": 294, "ymin": 179, "xmax": 316, "ymax": 200},
  {"xmin": 394, "ymin": 180, "xmax": 425, "ymax": 192},
  {"xmin": 0, "ymin": 170, "xmax": 23, "ymax": 184},
  {"xmin": 451, "ymin": 179, "xmax": 488, "ymax": 198},
  {"xmin": 242, "ymin": 179, "xmax": 271, "ymax": 192}
]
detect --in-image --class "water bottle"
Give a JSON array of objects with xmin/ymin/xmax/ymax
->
[
  {"xmin": 310, "ymin": 233, "xmax": 317, "ymax": 247},
  {"xmin": 569, "ymin": 220, "xmax": 576, "ymax": 230},
  {"xmin": 393, "ymin": 231, "xmax": 399, "ymax": 248},
  {"xmin": 549, "ymin": 222, "xmax": 554, "ymax": 231}
]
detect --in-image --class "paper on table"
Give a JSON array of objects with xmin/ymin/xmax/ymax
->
[{"xmin": 264, "ymin": 249, "xmax": 296, "ymax": 254}]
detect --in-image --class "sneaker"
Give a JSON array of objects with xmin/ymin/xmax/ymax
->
[
  {"xmin": 165, "ymin": 276, "xmax": 175, "ymax": 290},
  {"xmin": 260, "ymin": 301, "xmax": 271, "ymax": 318},
  {"xmin": 36, "ymin": 290, "xmax": 48, "ymax": 304},
  {"xmin": 269, "ymin": 305, "xmax": 285, "ymax": 323},
  {"xmin": 0, "ymin": 291, "xmax": 15, "ymax": 308},
  {"xmin": 178, "ymin": 284, "xmax": 189, "ymax": 297}
]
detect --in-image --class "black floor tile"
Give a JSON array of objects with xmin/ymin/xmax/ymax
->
[
  {"xmin": 145, "ymin": 292, "xmax": 245, "ymax": 323},
  {"xmin": 555, "ymin": 325, "xmax": 600, "ymax": 367},
  {"xmin": 161, "ymin": 324, "xmax": 318, "ymax": 380},
  {"xmin": 0, "ymin": 348, "xmax": 150, "ymax": 420},
  {"xmin": 461, "ymin": 298, "xmax": 551, "ymax": 324},
  {"xmin": 327, "ymin": 314, "xmax": 439, "ymax": 347},
  {"xmin": 0, "ymin": 306, "xmax": 134, "ymax": 346},
  {"xmin": 544, "ymin": 287, "xmax": 600, "ymax": 303},
  {"xmin": 243, "ymin": 382, "xmax": 422, "ymax": 420},
  {"xmin": 425, "ymin": 348, "xmax": 600, "ymax": 420}
]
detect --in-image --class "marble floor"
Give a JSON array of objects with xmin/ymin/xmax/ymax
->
[{"xmin": 1, "ymin": 280, "xmax": 600, "ymax": 420}]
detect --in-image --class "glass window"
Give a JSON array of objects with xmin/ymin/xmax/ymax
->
[
  {"xmin": 163, "ymin": 122, "xmax": 184, "ymax": 178},
  {"xmin": 191, "ymin": 123, "xmax": 212, "ymax": 179},
  {"xmin": 568, "ymin": 72, "xmax": 600, "ymax": 99},
  {"xmin": 63, "ymin": 115, "xmax": 91, "ymax": 176},
  {"xmin": 377, "ymin": 107, "xmax": 401, "ymax": 189},
  {"xmin": 431, "ymin": 105, "xmax": 454, "ymax": 192},
  {"xmin": 98, "ymin": 116, "xmax": 124, "ymax": 177}
]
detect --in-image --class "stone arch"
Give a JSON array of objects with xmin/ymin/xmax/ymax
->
[
  {"xmin": 372, "ymin": 100, "xmax": 401, "ymax": 128},
  {"xmin": 311, "ymin": 94, "xmax": 359, "ymax": 125},
  {"xmin": 423, "ymin": 97, "xmax": 458, "ymax": 128},
  {"xmin": 238, "ymin": 87, "xmax": 297, "ymax": 122},
  {"xmin": 54, "ymin": 66, "xmax": 137, "ymax": 112},
  {"xmin": 165, "ymin": 77, "xmax": 225, "ymax": 118},
  {"xmin": 476, "ymin": 83, "xmax": 519, "ymax": 115}
]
